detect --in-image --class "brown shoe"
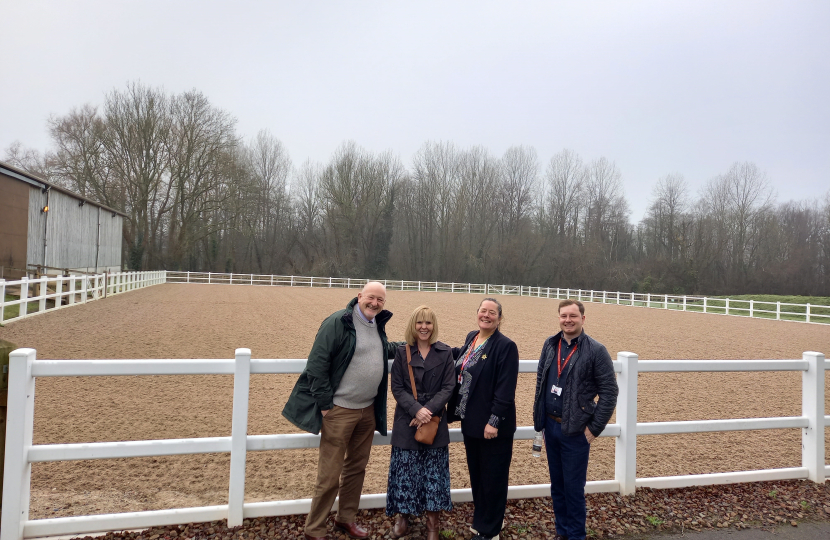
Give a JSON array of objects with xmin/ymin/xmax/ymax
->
[
  {"xmin": 426, "ymin": 511, "xmax": 440, "ymax": 540},
  {"xmin": 303, "ymin": 534, "xmax": 328, "ymax": 540},
  {"xmin": 333, "ymin": 520, "xmax": 369, "ymax": 539},
  {"xmin": 389, "ymin": 514, "xmax": 409, "ymax": 538}
]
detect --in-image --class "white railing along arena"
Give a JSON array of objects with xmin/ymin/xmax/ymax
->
[
  {"xmin": 165, "ymin": 271, "xmax": 830, "ymax": 325},
  {"xmin": 1, "ymin": 349, "xmax": 826, "ymax": 540},
  {"xmin": 0, "ymin": 271, "xmax": 166, "ymax": 324},
  {"xmin": 3, "ymin": 269, "xmax": 826, "ymax": 326}
]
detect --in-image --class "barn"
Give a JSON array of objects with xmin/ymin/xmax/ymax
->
[{"xmin": 0, "ymin": 160, "xmax": 124, "ymax": 280}]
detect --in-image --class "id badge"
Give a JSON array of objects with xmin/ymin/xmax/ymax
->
[{"xmin": 551, "ymin": 385, "xmax": 562, "ymax": 396}]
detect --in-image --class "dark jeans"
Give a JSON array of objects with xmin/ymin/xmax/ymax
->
[
  {"xmin": 544, "ymin": 415, "xmax": 591, "ymax": 540},
  {"xmin": 463, "ymin": 434, "xmax": 513, "ymax": 538}
]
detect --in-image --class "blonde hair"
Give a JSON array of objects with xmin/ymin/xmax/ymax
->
[{"xmin": 404, "ymin": 305, "xmax": 439, "ymax": 346}]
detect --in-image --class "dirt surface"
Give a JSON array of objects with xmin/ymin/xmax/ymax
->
[{"xmin": 1, "ymin": 283, "xmax": 829, "ymax": 520}]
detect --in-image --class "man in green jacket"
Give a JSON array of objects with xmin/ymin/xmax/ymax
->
[{"xmin": 282, "ymin": 281, "xmax": 398, "ymax": 540}]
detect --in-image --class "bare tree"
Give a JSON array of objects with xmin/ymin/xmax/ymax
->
[
  {"xmin": 544, "ymin": 149, "xmax": 585, "ymax": 239},
  {"xmin": 100, "ymin": 82, "xmax": 172, "ymax": 269},
  {"xmin": 644, "ymin": 174, "xmax": 689, "ymax": 260},
  {"xmin": 3, "ymin": 141, "xmax": 53, "ymax": 179}
]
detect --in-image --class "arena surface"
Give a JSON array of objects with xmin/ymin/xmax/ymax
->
[{"xmin": 1, "ymin": 283, "xmax": 828, "ymax": 519}]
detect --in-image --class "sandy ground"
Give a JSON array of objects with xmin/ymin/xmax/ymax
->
[{"xmin": 1, "ymin": 283, "xmax": 829, "ymax": 520}]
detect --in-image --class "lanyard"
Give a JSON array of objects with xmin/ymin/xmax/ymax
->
[
  {"xmin": 460, "ymin": 333, "xmax": 487, "ymax": 374},
  {"xmin": 557, "ymin": 338, "xmax": 578, "ymax": 378}
]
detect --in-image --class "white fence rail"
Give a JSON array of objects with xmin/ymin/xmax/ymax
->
[
  {"xmin": 2, "ymin": 349, "xmax": 826, "ymax": 540},
  {"xmin": 165, "ymin": 271, "xmax": 830, "ymax": 324},
  {"xmin": 0, "ymin": 271, "xmax": 166, "ymax": 324}
]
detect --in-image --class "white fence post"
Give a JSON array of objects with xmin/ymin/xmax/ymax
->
[
  {"xmin": 615, "ymin": 352, "xmax": 639, "ymax": 496},
  {"xmin": 776, "ymin": 301, "xmax": 780, "ymax": 320},
  {"xmin": 38, "ymin": 277, "xmax": 47, "ymax": 313},
  {"xmin": 806, "ymin": 304, "xmax": 811, "ymax": 323},
  {"xmin": 19, "ymin": 277, "xmax": 29, "ymax": 317},
  {"xmin": 0, "ymin": 348, "xmax": 37, "ymax": 540},
  {"xmin": 749, "ymin": 299, "xmax": 754, "ymax": 318},
  {"xmin": 801, "ymin": 351, "xmax": 825, "ymax": 483},
  {"xmin": 0, "ymin": 279, "xmax": 5, "ymax": 324},
  {"xmin": 683, "ymin": 295, "xmax": 686, "ymax": 311},
  {"xmin": 81, "ymin": 275, "xmax": 88, "ymax": 303},
  {"xmin": 725, "ymin": 298, "xmax": 729, "ymax": 315},
  {"xmin": 703, "ymin": 297, "xmax": 707, "ymax": 313},
  {"xmin": 228, "ymin": 348, "xmax": 252, "ymax": 527}
]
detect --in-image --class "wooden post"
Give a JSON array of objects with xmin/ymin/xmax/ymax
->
[
  {"xmin": 227, "ymin": 348, "xmax": 251, "ymax": 526},
  {"xmin": 615, "ymin": 352, "xmax": 639, "ymax": 495},
  {"xmin": 0, "ymin": 348, "xmax": 36, "ymax": 540},
  {"xmin": 801, "ymin": 351, "xmax": 825, "ymax": 483},
  {"xmin": 38, "ymin": 277, "xmax": 47, "ymax": 313}
]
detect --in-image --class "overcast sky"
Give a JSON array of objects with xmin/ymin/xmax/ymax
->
[{"xmin": 2, "ymin": 1, "xmax": 828, "ymax": 221}]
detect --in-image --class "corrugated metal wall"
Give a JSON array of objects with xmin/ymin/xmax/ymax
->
[
  {"xmin": 97, "ymin": 209, "xmax": 123, "ymax": 271},
  {"xmin": 27, "ymin": 187, "xmax": 123, "ymax": 273}
]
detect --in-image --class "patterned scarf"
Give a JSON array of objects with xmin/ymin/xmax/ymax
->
[{"xmin": 454, "ymin": 336, "xmax": 488, "ymax": 419}]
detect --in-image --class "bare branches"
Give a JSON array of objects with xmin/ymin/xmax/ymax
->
[{"xmin": 21, "ymin": 81, "xmax": 828, "ymax": 294}]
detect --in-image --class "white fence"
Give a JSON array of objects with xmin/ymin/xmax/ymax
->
[
  {"xmin": 2, "ymin": 348, "xmax": 827, "ymax": 540},
  {"xmin": 5, "ymin": 270, "xmax": 825, "ymax": 325},
  {"xmin": 165, "ymin": 271, "xmax": 830, "ymax": 324},
  {"xmin": 0, "ymin": 271, "xmax": 166, "ymax": 324}
]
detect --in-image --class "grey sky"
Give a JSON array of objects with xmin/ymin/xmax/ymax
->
[{"xmin": 2, "ymin": 1, "xmax": 828, "ymax": 221}]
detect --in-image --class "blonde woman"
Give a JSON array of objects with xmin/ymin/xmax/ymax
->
[{"xmin": 386, "ymin": 305, "xmax": 455, "ymax": 540}]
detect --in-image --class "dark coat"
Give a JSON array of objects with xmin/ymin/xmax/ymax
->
[
  {"xmin": 532, "ymin": 331, "xmax": 618, "ymax": 437},
  {"xmin": 389, "ymin": 341, "xmax": 456, "ymax": 449},
  {"xmin": 281, "ymin": 297, "xmax": 397, "ymax": 435},
  {"xmin": 447, "ymin": 329, "xmax": 519, "ymax": 439}
]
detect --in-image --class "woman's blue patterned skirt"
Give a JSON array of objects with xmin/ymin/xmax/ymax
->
[{"xmin": 385, "ymin": 445, "xmax": 453, "ymax": 516}]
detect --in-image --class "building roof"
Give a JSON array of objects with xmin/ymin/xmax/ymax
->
[{"xmin": 0, "ymin": 160, "xmax": 127, "ymax": 218}]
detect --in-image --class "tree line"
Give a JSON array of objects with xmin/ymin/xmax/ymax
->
[{"xmin": 5, "ymin": 82, "xmax": 829, "ymax": 296}]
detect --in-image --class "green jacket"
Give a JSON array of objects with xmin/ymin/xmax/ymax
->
[{"xmin": 281, "ymin": 297, "xmax": 397, "ymax": 435}]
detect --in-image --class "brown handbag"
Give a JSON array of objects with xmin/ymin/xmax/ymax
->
[{"xmin": 406, "ymin": 344, "xmax": 441, "ymax": 445}]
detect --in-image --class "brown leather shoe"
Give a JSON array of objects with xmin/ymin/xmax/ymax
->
[
  {"xmin": 303, "ymin": 534, "xmax": 328, "ymax": 540},
  {"xmin": 425, "ymin": 511, "xmax": 440, "ymax": 540},
  {"xmin": 389, "ymin": 514, "xmax": 409, "ymax": 538},
  {"xmin": 333, "ymin": 520, "xmax": 369, "ymax": 539}
]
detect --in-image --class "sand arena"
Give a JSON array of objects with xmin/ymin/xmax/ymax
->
[{"xmin": 0, "ymin": 283, "xmax": 828, "ymax": 519}]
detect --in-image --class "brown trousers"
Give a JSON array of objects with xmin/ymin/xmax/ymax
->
[{"xmin": 304, "ymin": 404, "xmax": 376, "ymax": 536}]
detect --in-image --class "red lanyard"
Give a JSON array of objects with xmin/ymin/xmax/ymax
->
[
  {"xmin": 557, "ymin": 339, "xmax": 578, "ymax": 377},
  {"xmin": 460, "ymin": 334, "xmax": 479, "ymax": 373}
]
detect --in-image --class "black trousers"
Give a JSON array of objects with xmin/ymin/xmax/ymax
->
[{"xmin": 463, "ymin": 434, "xmax": 513, "ymax": 538}]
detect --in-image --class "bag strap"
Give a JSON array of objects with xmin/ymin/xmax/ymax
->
[{"xmin": 406, "ymin": 344, "xmax": 418, "ymax": 401}]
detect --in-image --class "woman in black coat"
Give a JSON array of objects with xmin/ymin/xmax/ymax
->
[
  {"xmin": 448, "ymin": 297, "xmax": 519, "ymax": 540},
  {"xmin": 386, "ymin": 305, "xmax": 456, "ymax": 540}
]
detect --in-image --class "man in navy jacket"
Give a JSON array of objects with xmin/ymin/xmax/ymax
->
[{"xmin": 532, "ymin": 300, "xmax": 618, "ymax": 540}]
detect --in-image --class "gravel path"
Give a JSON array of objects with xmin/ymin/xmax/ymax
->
[{"xmin": 60, "ymin": 480, "xmax": 830, "ymax": 539}]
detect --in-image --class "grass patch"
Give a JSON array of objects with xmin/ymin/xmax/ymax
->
[
  {"xmin": 646, "ymin": 516, "xmax": 664, "ymax": 526},
  {"xmin": 3, "ymin": 293, "xmax": 20, "ymax": 321},
  {"xmin": 2, "ymin": 293, "xmax": 41, "ymax": 322}
]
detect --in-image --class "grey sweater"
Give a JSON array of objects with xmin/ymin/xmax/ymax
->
[{"xmin": 333, "ymin": 306, "xmax": 384, "ymax": 409}]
